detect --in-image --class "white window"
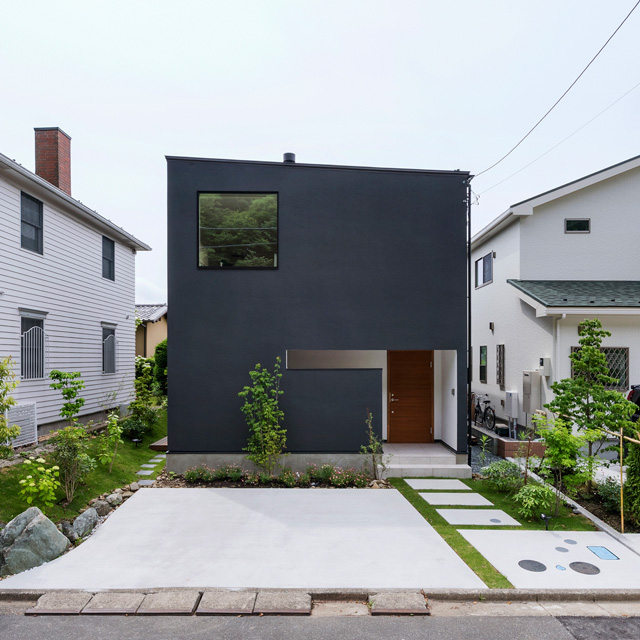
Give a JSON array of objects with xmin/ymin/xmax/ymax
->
[
  {"xmin": 102, "ymin": 324, "xmax": 117, "ymax": 374},
  {"xmin": 20, "ymin": 309, "xmax": 49, "ymax": 380},
  {"xmin": 475, "ymin": 253, "xmax": 493, "ymax": 288}
]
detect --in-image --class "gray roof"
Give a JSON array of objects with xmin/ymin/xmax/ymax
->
[
  {"xmin": 507, "ymin": 280, "xmax": 640, "ymax": 308},
  {"xmin": 135, "ymin": 304, "xmax": 168, "ymax": 322}
]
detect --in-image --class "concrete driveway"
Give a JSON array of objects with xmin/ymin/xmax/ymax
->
[{"xmin": 0, "ymin": 488, "xmax": 486, "ymax": 591}]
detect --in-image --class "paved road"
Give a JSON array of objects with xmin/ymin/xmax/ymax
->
[{"xmin": 2, "ymin": 615, "xmax": 640, "ymax": 640}]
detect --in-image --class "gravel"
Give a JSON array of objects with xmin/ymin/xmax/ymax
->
[{"xmin": 470, "ymin": 445, "xmax": 503, "ymax": 474}]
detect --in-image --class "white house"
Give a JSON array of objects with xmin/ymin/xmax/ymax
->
[
  {"xmin": 0, "ymin": 128, "xmax": 150, "ymax": 439},
  {"xmin": 471, "ymin": 155, "xmax": 640, "ymax": 428}
]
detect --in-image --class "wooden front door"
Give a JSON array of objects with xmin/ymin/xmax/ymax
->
[{"xmin": 387, "ymin": 350, "xmax": 434, "ymax": 443}]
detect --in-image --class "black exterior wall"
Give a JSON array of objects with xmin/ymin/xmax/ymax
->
[{"xmin": 167, "ymin": 157, "xmax": 470, "ymax": 454}]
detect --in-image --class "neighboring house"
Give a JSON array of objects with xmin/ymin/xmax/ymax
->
[
  {"xmin": 0, "ymin": 127, "xmax": 150, "ymax": 437},
  {"xmin": 167, "ymin": 153, "xmax": 471, "ymax": 473},
  {"xmin": 471, "ymin": 155, "xmax": 640, "ymax": 428},
  {"xmin": 135, "ymin": 304, "xmax": 167, "ymax": 357}
]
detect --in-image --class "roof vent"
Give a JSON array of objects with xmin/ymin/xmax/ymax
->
[{"xmin": 283, "ymin": 152, "xmax": 296, "ymax": 163}]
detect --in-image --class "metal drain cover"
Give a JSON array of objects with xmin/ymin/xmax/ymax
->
[
  {"xmin": 569, "ymin": 561, "xmax": 600, "ymax": 575},
  {"xmin": 518, "ymin": 560, "xmax": 547, "ymax": 572}
]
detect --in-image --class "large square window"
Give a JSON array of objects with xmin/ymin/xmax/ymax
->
[
  {"xmin": 198, "ymin": 193, "xmax": 278, "ymax": 268},
  {"xmin": 21, "ymin": 192, "xmax": 43, "ymax": 254}
]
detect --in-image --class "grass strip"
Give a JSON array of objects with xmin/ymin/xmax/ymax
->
[
  {"xmin": 0, "ymin": 411, "xmax": 167, "ymax": 524},
  {"xmin": 389, "ymin": 477, "xmax": 513, "ymax": 589}
]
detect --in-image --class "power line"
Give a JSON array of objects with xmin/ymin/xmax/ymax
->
[
  {"xmin": 478, "ymin": 79, "xmax": 640, "ymax": 196},
  {"xmin": 473, "ymin": 0, "xmax": 640, "ymax": 180}
]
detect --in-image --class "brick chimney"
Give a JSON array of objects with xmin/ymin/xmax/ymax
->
[{"xmin": 34, "ymin": 127, "xmax": 71, "ymax": 195}]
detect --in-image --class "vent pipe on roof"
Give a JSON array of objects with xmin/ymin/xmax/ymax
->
[{"xmin": 283, "ymin": 152, "xmax": 296, "ymax": 163}]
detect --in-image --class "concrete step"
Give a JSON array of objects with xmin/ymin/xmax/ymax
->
[
  {"xmin": 382, "ymin": 464, "xmax": 472, "ymax": 479},
  {"xmin": 388, "ymin": 455, "xmax": 457, "ymax": 466}
]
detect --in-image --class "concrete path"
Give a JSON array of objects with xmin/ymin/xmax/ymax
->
[{"xmin": 0, "ymin": 488, "xmax": 486, "ymax": 591}]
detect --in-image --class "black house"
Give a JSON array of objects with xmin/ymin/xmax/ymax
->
[{"xmin": 166, "ymin": 154, "xmax": 470, "ymax": 473}]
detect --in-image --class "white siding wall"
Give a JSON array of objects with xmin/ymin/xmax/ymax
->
[
  {"xmin": 0, "ymin": 175, "xmax": 136, "ymax": 426},
  {"xmin": 471, "ymin": 220, "xmax": 554, "ymax": 424},
  {"xmin": 520, "ymin": 167, "xmax": 640, "ymax": 280}
]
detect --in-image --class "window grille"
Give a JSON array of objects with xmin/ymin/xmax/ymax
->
[
  {"xmin": 103, "ymin": 330, "xmax": 117, "ymax": 373},
  {"xmin": 496, "ymin": 344, "xmax": 505, "ymax": 387},
  {"xmin": 20, "ymin": 323, "xmax": 48, "ymax": 380},
  {"xmin": 570, "ymin": 346, "xmax": 629, "ymax": 391}
]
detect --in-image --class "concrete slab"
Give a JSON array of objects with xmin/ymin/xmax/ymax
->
[
  {"xmin": 140, "ymin": 464, "xmax": 157, "ymax": 469},
  {"xmin": 137, "ymin": 480, "xmax": 155, "ymax": 486},
  {"xmin": 136, "ymin": 470, "xmax": 154, "ymax": 476},
  {"xmin": 420, "ymin": 493, "xmax": 493, "ymax": 506},
  {"xmin": 436, "ymin": 509, "xmax": 520, "ymax": 526},
  {"xmin": 622, "ymin": 533, "xmax": 640, "ymax": 555},
  {"xmin": 82, "ymin": 591, "xmax": 144, "ymax": 615},
  {"xmin": 25, "ymin": 591, "xmax": 92, "ymax": 615},
  {"xmin": 539, "ymin": 601, "xmax": 610, "ymax": 617},
  {"xmin": 460, "ymin": 530, "xmax": 640, "ymax": 589},
  {"xmin": 405, "ymin": 479, "xmax": 470, "ymax": 491},
  {"xmin": 196, "ymin": 590, "xmax": 256, "ymax": 615},
  {"xmin": 311, "ymin": 600, "xmax": 370, "ymax": 616},
  {"xmin": 596, "ymin": 600, "xmax": 640, "ymax": 616},
  {"xmin": 137, "ymin": 590, "xmax": 202, "ymax": 615},
  {"xmin": 0, "ymin": 489, "xmax": 486, "ymax": 590},
  {"xmin": 149, "ymin": 459, "xmax": 164, "ymax": 463},
  {"xmin": 429, "ymin": 600, "xmax": 549, "ymax": 617},
  {"xmin": 254, "ymin": 591, "xmax": 312, "ymax": 615},
  {"xmin": 369, "ymin": 591, "xmax": 428, "ymax": 615}
]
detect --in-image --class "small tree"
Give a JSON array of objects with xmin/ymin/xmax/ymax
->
[
  {"xmin": 97, "ymin": 412, "xmax": 124, "ymax": 473},
  {"xmin": 51, "ymin": 425, "xmax": 96, "ymax": 503},
  {"xmin": 240, "ymin": 357, "xmax": 286, "ymax": 474},
  {"xmin": 360, "ymin": 410, "xmax": 386, "ymax": 480},
  {"xmin": 49, "ymin": 370, "xmax": 86, "ymax": 425},
  {"xmin": 0, "ymin": 356, "xmax": 20, "ymax": 459}
]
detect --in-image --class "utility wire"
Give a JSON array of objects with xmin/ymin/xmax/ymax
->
[
  {"xmin": 478, "ymin": 79, "xmax": 640, "ymax": 196},
  {"xmin": 473, "ymin": 0, "xmax": 640, "ymax": 180}
]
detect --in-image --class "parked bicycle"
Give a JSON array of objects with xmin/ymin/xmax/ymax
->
[{"xmin": 474, "ymin": 393, "xmax": 496, "ymax": 431}]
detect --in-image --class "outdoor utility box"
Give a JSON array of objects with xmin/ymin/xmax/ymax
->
[
  {"xmin": 505, "ymin": 391, "xmax": 519, "ymax": 418},
  {"xmin": 539, "ymin": 357, "xmax": 552, "ymax": 377},
  {"xmin": 523, "ymin": 370, "xmax": 541, "ymax": 413}
]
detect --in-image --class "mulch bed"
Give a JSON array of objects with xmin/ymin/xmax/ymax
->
[{"xmin": 573, "ymin": 493, "xmax": 640, "ymax": 534}]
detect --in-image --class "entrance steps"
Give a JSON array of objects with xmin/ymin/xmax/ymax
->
[{"xmin": 381, "ymin": 443, "xmax": 472, "ymax": 479}]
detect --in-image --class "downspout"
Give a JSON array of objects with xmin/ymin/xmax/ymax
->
[{"xmin": 467, "ymin": 179, "xmax": 472, "ymax": 467}]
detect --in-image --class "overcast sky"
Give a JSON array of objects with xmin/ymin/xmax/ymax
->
[{"xmin": 2, "ymin": 1, "xmax": 638, "ymax": 303}]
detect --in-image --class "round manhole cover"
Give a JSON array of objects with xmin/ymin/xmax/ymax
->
[
  {"xmin": 490, "ymin": 518, "xmax": 501, "ymax": 523},
  {"xmin": 564, "ymin": 539, "xmax": 578, "ymax": 545},
  {"xmin": 555, "ymin": 547, "xmax": 569, "ymax": 553},
  {"xmin": 518, "ymin": 560, "xmax": 547, "ymax": 572},
  {"xmin": 569, "ymin": 562, "xmax": 600, "ymax": 575}
]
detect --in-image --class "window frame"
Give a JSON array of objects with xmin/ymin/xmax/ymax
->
[
  {"xmin": 565, "ymin": 218, "xmax": 590, "ymax": 234},
  {"xmin": 21, "ymin": 192, "xmax": 43, "ymax": 255},
  {"xmin": 474, "ymin": 252, "xmax": 493, "ymax": 288},
  {"xmin": 479, "ymin": 345, "xmax": 487, "ymax": 383},
  {"xmin": 496, "ymin": 344, "xmax": 505, "ymax": 387},
  {"xmin": 20, "ymin": 309, "xmax": 48, "ymax": 380},
  {"xmin": 102, "ymin": 325, "xmax": 117, "ymax": 374},
  {"xmin": 102, "ymin": 236, "xmax": 115, "ymax": 280},
  {"xmin": 197, "ymin": 191, "xmax": 279, "ymax": 270}
]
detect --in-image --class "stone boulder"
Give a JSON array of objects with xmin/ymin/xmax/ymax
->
[
  {"xmin": 0, "ymin": 507, "xmax": 70, "ymax": 577},
  {"xmin": 93, "ymin": 500, "xmax": 111, "ymax": 517},
  {"xmin": 58, "ymin": 520, "xmax": 79, "ymax": 544},
  {"xmin": 73, "ymin": 507, "xmax": 98, "ymax": 538},
  {"xmin": 106, "ymin": 493, "xmax": 122, "ymax": 506}
]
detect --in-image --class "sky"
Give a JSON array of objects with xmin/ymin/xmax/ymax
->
[{"xmin": 1, "ymin": 1, "xmax": 638, "ymax": 303}]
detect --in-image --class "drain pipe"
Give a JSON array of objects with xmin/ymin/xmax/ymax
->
[{"xmin": 466, "ymin": 177, "xmax": 473, "ymax": 468}]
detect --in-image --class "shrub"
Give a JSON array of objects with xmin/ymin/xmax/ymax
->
[
  {"xmin": 259, "ymin": 472, "xmax": 274, "ymax": 485},
  {"xmin": 120, "ymin": 417, "xmax": 150, "ymax": 440},
  {"xmin": 153, "ymin": 339, "xmax": 167, "ymax": 395},
  {"xmin": 51, "ymin": 426, "xmax": 96, "ymax": 503},
  {"xmin": 243, "ymin": 472, "xmax": 259, "ymax": 485},
  {"xmin": 18, "ymin": 457, "xmax": 60, "ymax": 512},
  {"xmin": 317, "ymin": 464, "xmax": 335, "ymax": 483},
  {"xmin": 625, "ymin": 442, "xmax": 640, "ymax": 525},
  {"xmin": 513, "ymin": 482, "xmax": 555, "ymax": 520},
  {"xmin": 305, "ymin": 464, "xmax": 319, "ymax": 480},
  {"xmin": 97, "ymin": 412, "xmax": 123, "ymax": 473},
  {"xmin": 481, "ymin": 459, "xmax": 522, "ymax": 493},
  {"xmin": 279, "ymin": 468, "xmax": 297, "ymax": 487},
  {"xmin": 597, "ymin": 478, "xmax": 622, "ymax": 513},
  {"xmin": 184, "ymin": 465, "xmax": 215, "ymax": 483},
  {"xmin": 225, "ymin": 464, "xmax": 244, "ymax": 482},
  {"xmin": 0, "ymin": 356, "xmax": 20, "ymax": 459},
  {"xmin": 298, "ymin": 472, "xmax": 311, "ymax": 486}
]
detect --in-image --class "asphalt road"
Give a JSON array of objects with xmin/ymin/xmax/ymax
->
[{"xmin": 2, "ymin": 615, "xmax": 640, "ymax": 640}]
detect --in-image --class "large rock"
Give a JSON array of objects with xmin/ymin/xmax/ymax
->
[
  {"xmin": 58, "ymin": 520, "xmax": 79, "ymax": 544},
  {"xmin": 73, "ymin": 507, "xmax": 98, "ymax": 538},
  {"xmin": 93, "ymin": 500, "xmax": 111, "ymax": 517},
  {"xmin": 0, "ymin": 507, "xmax": 70, "ymax": 577},
  {"xmin": 106, "ymin": 493, "xmax": 122, "ymax": 506}
]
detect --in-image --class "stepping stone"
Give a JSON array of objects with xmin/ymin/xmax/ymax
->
[
  {"xmin": 369, "ymin": 591, "xmax": 428, "ymax": 616},
  {"xmin": 82, "ymin": 592, "xmax": 144, "ymax": 615},
  {"xmin": 25, "ymin": 591, "xmax": 92, "ymax": 615},
  {"xmin": 419, "ymin": 492, "xmax": 493, "ymax": 506},
  {"xmin": 150, "ymin": 458, "xmax": 164, "ymax": 463},
  {"xmin": 197, "ymin": 590, "xmax": 257, "ymax": 615},
  {"xmin": 406, "ymin": 479, "xmax": 470, "ymax": 491},
  {"xmin": 136, "ymin": 470, "xmax": 154, "ymax": 476},
  {"xmin": 137, "ymin": 479, "xmax": 155, "ymax": 486},
  {"xmin": 155, "ymin": 454, "xmax": 167, "ymax": 459},
  {"xmin": 254, "ymin": 591, "xmax": 312, "ymax": 615},
  {"xmin": 138, "ymin": 590, "xmax": 202, "ymax": 615},
  {"xmin": 436, "ymin": 509, "xmax": 520, "ymax": 526},
  {"xmin": 140, "ymin": 464, "xmax": 157, "ymax": 469}
]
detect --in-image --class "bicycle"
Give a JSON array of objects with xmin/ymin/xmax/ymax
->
[{"xmin": 474, "ymin": 393, "xmax": 496, "ymax": 431}]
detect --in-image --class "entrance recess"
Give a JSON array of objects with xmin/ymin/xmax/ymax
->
[{"xmin": 387, "ymin": 350, "xmax": 434, "ymax": 443}]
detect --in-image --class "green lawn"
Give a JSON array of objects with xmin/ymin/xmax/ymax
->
[
  {"xmin": 389, "ymin": 476, "xmax": 597, "ymax": 589},
  {"xmin": 0, "ymin": 411, "xmax": 167, "ymax": 524}
]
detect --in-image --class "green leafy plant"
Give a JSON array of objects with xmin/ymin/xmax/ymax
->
[
  {"xmin": 360, "ymin": 410, "xmax": 386, "ymax": 480},
  {"xmin": 0, "ymin": 356, "xmax": 20, "ymax": 459},
  {"xmin": 243, "ymin": 472, "xmax": 259, "ymax": 485},
  {"xmin": 153, "ymin": 339, "xmax": 167, "ymax": 395},
  {"xmin": 97, "ymin": 412, "xmax": 124, "ymax": 473},
  {"xmin": 184, "ymin": 465, "xmax": 215, "ymax": 483},
  {"xmin": 317, "ymin": 463, "xmax": 335, "ymax": 483},
  {"xmin": 624, "ymin": 443, "xmax": 640, "ymax": 524},
  {"xmin": 481, "ymin": 459, "xmax": 522, "ymax": 493},
  {"xmin": 279, "ymin": 468, "xmax": 298, "ymax": 487},
  {"xmin": 239, "ymin": 357, "xmax": 286, "ymax": 474},
  {"xmin": 49, "ymin": 370, "xmax": 86, "ymax": 425},
  {"xmin": 597, "ymin": 477, "xmax": 622, "ymax": 513},
  {"xmin": 18, "ymin": 457, "xmax": 60, "ymax": 512},
  {"xmin": 513, "ymin": 482, "xmax": 554, "ymax": 520},
  {"xmin": 478, "ymin": 434, "xmax": 490, "ymax": 467},
  {"xmin": 51, "ymin": 425, "xmax": 96, "ymax": 503}
]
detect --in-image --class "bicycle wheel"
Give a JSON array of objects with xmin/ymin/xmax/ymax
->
[{"xmin": 484, "ymin": 407, "xmax": 496, "ymax": 431}]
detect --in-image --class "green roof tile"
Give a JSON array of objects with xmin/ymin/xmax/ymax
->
[{"xmin": 507, "ymin": 280, "xmax": 640, "ymax": 308}]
